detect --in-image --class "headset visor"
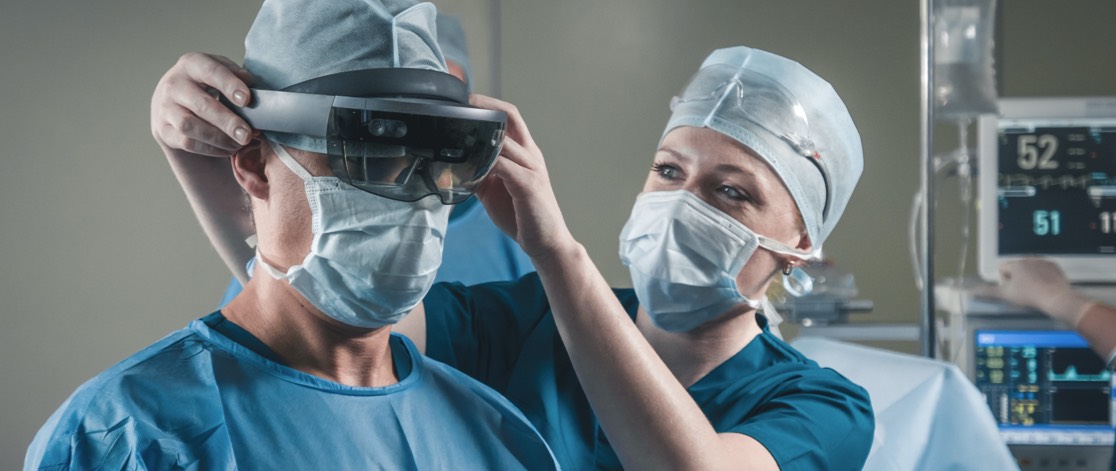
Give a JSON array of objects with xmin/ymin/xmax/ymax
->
[{"xmin": 234, "ymin": 90, "xmax": 507, "ymax": 204}]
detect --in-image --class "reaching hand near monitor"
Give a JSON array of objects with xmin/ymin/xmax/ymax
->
[
  {"xmin": 994, "ymin": 259, "xmax": 1094, "ymax": 327},
  {"xmin": 988, "ymin": 257, "xmax": 1116, "ymax": 367}
]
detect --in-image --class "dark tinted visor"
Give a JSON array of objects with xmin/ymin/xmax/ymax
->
[
  {"xmin": 327, "ymin": 97, "xmax": 506, "ymax": 204},
  {"xmin": 229, "ymin": 89, "xmax": 507, "ymax": 204}
]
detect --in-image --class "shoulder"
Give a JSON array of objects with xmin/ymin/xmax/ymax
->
[
  {"xmin": 746, "ymin": 333, "xmax": 871, "ymax": 410},
  {"xmin": 26, "ymin": 327, "xmax": 223, "ymax": 469},
  {"xmin": 393, "ymin": 335, "xmax": 556, "ymax": 467},
  {"xmin": 51, "ymin": 327, "xmax": 210, "ymax": 419},
  {"xmin": 701, "ymin": 334, "xmax": 868, "ymax": 406},
  {"xmin": 716, "ymin": 334, "xmax": 874, "ymax": 470}
]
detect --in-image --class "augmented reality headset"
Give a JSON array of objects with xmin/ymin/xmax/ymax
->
[{"xmin": 227, "ymin": 68, "xmax": 507, "ymax": 204}]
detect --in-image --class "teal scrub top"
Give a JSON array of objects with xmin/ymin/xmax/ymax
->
[
  {"xmin": 423, "ymin": 273, "xmax": 875, "ymax": 471},
  {"xmin": 26, "ymin": 312, "xmax": 558, "ymax": 470}
]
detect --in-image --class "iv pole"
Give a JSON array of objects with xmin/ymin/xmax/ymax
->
[{"xmin": 919, "ymin": 0, "xmax": 937, "ymax": 358}]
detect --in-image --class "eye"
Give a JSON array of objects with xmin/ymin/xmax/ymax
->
[
  {"xmin": 718, "ymin": 185, "xmax": 750, "ymax": 202},
  {"xmin": 651, "ymin": 161, "xmax": 682, "ymax": 181}
]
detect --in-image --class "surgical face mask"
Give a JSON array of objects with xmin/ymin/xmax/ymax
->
[
  {"xmin": 256, "ymin": 142, "xmax": 450, "ymax": 328},
  {"xmin": 618, "ymin": 190, "xmax": 809, "ymax": 333}
]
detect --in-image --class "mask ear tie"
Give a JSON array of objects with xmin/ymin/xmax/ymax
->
[{"xmin": 782, "ymin": 265, "xmax": 815, "ymax": 297}]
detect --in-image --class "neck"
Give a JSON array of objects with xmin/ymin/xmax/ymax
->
[
  {"xmin": 222, "ymin": 276, "xmax": 399, "ymax": 387},
  {"xmin": 637, "ymin": 306, "xmax": 763, "ymax": 388}
]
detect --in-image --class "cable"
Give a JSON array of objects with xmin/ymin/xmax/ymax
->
[
  {"xmin": 909, "ymin": 191, "xmax": 925, "ymax": 291},
  {"xmin": 908, "ymin": 120, "xmax": 978, "ymax": 362},
  {"xmin": 908, "ymin": 153, "xmax": 965, "ymax": 292},
  {"xmin": 909, "ymin": 120, "xmax": 979, "ymax": 361},
  {"xmin": 950, "ymin": 120, "xmax": 975, "ymax": 362}
]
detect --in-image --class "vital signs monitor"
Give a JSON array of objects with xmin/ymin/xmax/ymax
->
[{"xmin": 977, "ymin": 96, "xmax": 1116, "ymax": 283}]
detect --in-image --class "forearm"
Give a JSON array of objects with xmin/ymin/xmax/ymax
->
[
  {"xmin": 1074, "ymin": 303, "xmax": 1116, "ymax": 364},
  {"xmin": 163, "ymin": 145, "xmax": 255, "ymax": 282},
  {"xmin": 532, "ymin": 244, "xmax": 763, "ymax": 470}
]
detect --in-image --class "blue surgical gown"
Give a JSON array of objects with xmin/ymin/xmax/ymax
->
[
  {"xmin": 26, "ymin": 312, "xmax": 558, "ymax": 470},
  {"xmin": 422, "ymin": 273, "xmax": 875, "ymax": 470},
  {"xmin": 217, "ymin": 197, "xmax": 535, "ymax": 307}
]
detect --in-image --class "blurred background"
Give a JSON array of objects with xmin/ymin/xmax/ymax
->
[{"xmin": 2, "ymin": 0, "xmax": 1114, "ymax": 466}]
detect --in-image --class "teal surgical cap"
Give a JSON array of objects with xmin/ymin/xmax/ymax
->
[
  {"xmin": 244, "ymin": 0, "xmax": 449, "ymax": 152},
  {"xmin": 436, "ymin": 14, "xmax": 472, "ymax": 91},
  {"xmin": 663, "ymin": 46, "xmax": 863, "ymax": 251}
]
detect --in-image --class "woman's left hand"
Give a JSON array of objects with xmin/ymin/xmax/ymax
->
[{"xmin": 469, "ymin": 94, "xmax": 578, "ymax": 261}]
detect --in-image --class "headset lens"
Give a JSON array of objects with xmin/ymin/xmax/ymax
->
[{"xmin": 327, "ymin": 104, "xmax": 506, "ymax": 204}]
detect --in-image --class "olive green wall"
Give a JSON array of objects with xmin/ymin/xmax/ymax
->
[{"xmin": 2, "ymin": 0, "xmax": 1113, "ymax": 466}]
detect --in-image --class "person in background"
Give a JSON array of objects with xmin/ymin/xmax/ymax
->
[
  {"xmin": 216, "ymin": 13, "xmax": 532, "ymax": 306},
  {"xmin": 153, "ymin": 43, "xmax": 875, "ymax": 470},
  {"xmin": 24, "ymin": 1, "xmax": 558, "ymax": 469},
  {"xmin": 988, "ymin": 257, "xmax": 1116, "ymax": 471}
]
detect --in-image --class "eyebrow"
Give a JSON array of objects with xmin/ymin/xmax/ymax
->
[
  {"xmin": 712, "ymin": 163, "xmax": 756, "ymax": 179},
  {"xmin": 656, "ymin": 146, "xmax": 692, "ymax": 163}
]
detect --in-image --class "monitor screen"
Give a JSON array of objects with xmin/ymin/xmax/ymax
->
[
  {"xmin": 977, "ymin": 97, "xmax": 1116, "ymax": 282},
  {"xmin": 973, "ymin": 329, "xmax": 1115, "ymax": 446}
]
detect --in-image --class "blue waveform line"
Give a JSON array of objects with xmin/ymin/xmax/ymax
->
[{"xmin": 1049, "ymin": 365, "xmax": 1112, "ymax": 382}]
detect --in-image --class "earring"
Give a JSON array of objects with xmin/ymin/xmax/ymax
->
[{"xmin": 782, "ymin": 263, "xmax": 794, "ymax": 276}]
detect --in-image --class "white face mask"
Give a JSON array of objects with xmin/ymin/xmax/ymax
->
[
  {"xmin": 618, "ymin": 190, "xmax": 809, "ymax": 332},
  {"xmin": 256, "ymin": 143, "xmax": 451, "ymax": 328}
]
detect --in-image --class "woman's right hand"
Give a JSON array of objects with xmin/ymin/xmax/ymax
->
[
  {"xmin": 468, "ymin": 94, "xmax": 579, "ymax": 262},
  {"xmin": 151, "ymin": 53, "xmax": 256, "ymax": 157}
]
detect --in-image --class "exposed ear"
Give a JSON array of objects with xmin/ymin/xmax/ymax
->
[
  {"xmin": 795, "ymin": 232, "xmax": 813, "ymax": 253},
  {"xmin": 231, "ymin": 139, "xmax": 269, "ymax": 201}
]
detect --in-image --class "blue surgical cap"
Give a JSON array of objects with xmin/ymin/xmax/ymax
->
[
  {"xmin": 243, "ymin": 0, "xmax": 449, "ymax": 152},
  {"xmin": 436, "ymin": 14, "xmax": 472, "ymax": 91},
  {"xmin": 663, "ymin": 46, "xmax": 863, "ymax": 251}
]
